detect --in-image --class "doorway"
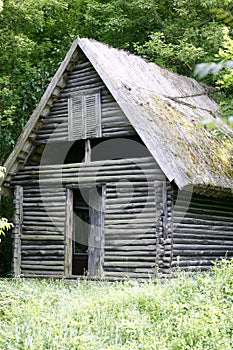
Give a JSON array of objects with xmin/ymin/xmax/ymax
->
[
  {"xmin": 68, "ymin": 186, "xmax": 105, "ymax": 277},
  {"xmin": 72, "ymin": 189, "xmax": 89, "ymax": 275}
]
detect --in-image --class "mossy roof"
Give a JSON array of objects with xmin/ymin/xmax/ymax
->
[{"xmin": 79, "ymin": 39, "xmax": 232, "ymax": 191}]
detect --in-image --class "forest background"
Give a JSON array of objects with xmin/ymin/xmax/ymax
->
[{"xmin": 0, "ymin": 0, "xmax": 232, "ymax": 272}]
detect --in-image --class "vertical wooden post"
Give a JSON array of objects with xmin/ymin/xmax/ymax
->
[
  {"xmin": 64, "ymin": 188, "xmax": 73, "ymax": 276},
  {"xmin": 13, "ymin": 186, "xmax": 23, "ymax": 277},
  {"xmin": 162, "ymin": 181, "xmax": 168, "ymax": 239},
  {"xmin": 154, "ymin": 181, "xmax": 163, "ymax": 275},
  {"xmin": 85, "ymin": 139, "xmax": 91, "ymax": 162},
  {"xmin": 88, "ymin": 186, "xmax": 105, "ymax": 277}
]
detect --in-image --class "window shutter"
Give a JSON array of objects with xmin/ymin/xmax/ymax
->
[
  {"xmin": 68, "ymin": 95, "xmax": 83, "ymax": 140},
  {"xmin": 68, "ymin": 91, "xmax": 102, "ymax": 141}
]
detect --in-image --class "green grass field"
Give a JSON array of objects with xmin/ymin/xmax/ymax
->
[{"xmin": 0, "ymin": 260, "xmax": 233, "ymax": 350}]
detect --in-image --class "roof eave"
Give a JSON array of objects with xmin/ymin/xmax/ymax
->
[{"xmin": 2, "ymin": 38, "xmax": 80, "ymax": 187}]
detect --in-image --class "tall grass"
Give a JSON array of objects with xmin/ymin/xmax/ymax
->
[{"xmin": 0, "ymin": 260, "xmax": 233, "ymax": 349}]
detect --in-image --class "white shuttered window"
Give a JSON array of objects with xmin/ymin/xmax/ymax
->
[{"xmin": 68, "ymin": 91, "xmax": 101, "ymax": 141}]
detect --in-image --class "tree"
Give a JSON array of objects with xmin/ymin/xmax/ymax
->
[
  {"xmin": 194, "ymin": 10, "xmax": 233, "ymax": 126},
  {"xmin": 0, "ymin": 0, "xmax": 82, "ymax": 164},
  {"xmin": 1, "ymin": 0, "xmax": 232, "ymax": 167}
]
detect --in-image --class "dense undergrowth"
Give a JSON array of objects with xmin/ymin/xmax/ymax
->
[{"xmin": 0, "ymin": 260, "xmax": 232, "ymax": 350}]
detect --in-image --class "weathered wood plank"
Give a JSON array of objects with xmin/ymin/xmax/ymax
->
[
  {"xmin": 13, "ymin": 186, "xmax": 23, "ymax": 277},
  {"xmin": 64, "ymin": 188, "xmax": 73, "ymax": 276}
]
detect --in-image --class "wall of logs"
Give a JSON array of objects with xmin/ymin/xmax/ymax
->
[
  {"xmin": 20, "ymin": 187, "xmax": 66, "ymax": 276},
  {"xmin": 12, "ymin": 161, "xmax": 233, "ymax": 278},
  {"xmin": 171, "ymin": 191, "xmax": 233, "ymax": 272},
  {"xmin": 35, "ymin": 60, "xmax": 135, "ymax": 145},
  {"xmin": 13, "ymin": 156, "xmax": 170, "ymax": 278}
]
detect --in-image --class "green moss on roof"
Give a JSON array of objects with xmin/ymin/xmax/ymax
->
[{"xmin": 149, "ymin": 95, "xmax": 233, "ymax": 187}]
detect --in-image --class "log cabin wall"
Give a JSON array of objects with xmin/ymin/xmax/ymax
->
[
  {"xmin": 12, "ymin": 157, "xmax": 171, "ymax": 279},
  {"xmin": 34, "ymin": 58, "xmax": 135, "ymax": 147},
  {"xmin": 171, "ymin": 191, "xmax": 233, "ymax": 272},
  {"xmin": 20, "ymin": 187, "xmax": 66, "ymax": 276}
]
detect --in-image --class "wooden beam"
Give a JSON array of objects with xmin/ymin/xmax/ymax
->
[
  {"xmin": 64, "ymin": 188, "xmax": 73, "ymax": 276},
  {"xmin": 13, "ymin": 186, "xmax": 23, "ymax": 276}
]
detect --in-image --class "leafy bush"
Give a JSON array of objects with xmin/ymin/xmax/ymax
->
[
  {"xmin": 0, "ymin": 217, "xmax": 12, "ymax": 238},
  {"xmin": 0, "ymin": 260, "xmax": 233, "ymax": 349}
]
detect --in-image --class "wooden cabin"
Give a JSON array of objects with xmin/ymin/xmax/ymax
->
[{"xmin": 1, "ymin": 38, "xmax": 233, "ymax": 279}]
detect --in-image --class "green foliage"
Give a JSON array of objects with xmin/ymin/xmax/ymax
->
[
  {"xmin": 194, "ymin": 23, "xmax": 233, "ymax": 125},
  {"xmin": 0, "ymin": 261, "xmax": 233, "ymax": 349},
  {"xmin": 0, "ymin": 0, "xmax": 82, "ymax": 164},
  {"xmin": 0, "ymin": 218, "xmax": 12, "ymax": 237},
  {"xmin": 78, "ymin": 0, "xmax": 159, "ymax": 51},
  {"xmin": 78, "ymin": 0, "xmax": 231, "ymax": 76},
  {"xmin": 1, "ymin": 0, "xmax": 232, "ymax": 166}
]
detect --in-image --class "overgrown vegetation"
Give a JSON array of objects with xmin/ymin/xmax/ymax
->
[
  {"xmin": 0, "ymin": 0, "xmax": 233, "ymax": 166},
  {"xmin": 0, "ymin": 260, "xmax": 232, "ymax": 349}
]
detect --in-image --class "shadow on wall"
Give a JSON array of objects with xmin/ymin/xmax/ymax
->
[{"xmin": 0, "ymin": 196, "xmax": 14, "ymax": 276}]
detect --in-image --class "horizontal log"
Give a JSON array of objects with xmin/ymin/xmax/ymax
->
[
  {"xmin": 21, "ymin": 245, "xmax": 64, "ymax": 250},
  {"xmin": 23, "ymin": 203, "xmax": 65, "ymax": 208},
  {"xmin": 173, "ymin": 243, "xmax": 233, "ymax": 250},
  {"xmin": 105, "ymin": 239, "xmax": 157, "ymax": 246},
  {"xmin": 173, "ymin": 228, "xmax": 233, "ymax": 235},
  {"xmin": 104, "ymin": 270, "xmax": 155, "ymax": 277},
  {"xmin": 14, "ymin": 174, "xmax": 158, "ymax": 185},
  {"xmin": 104, "ymin": 255, "xmax": 156, "ymax": 262},
  {"xmin": 173, "ymin": 216, "xmax": 233, "ymax": 226},
  {"xmin": 21, "ymin": 235, "xmax": 64, "ymax": 240},
  {"xmin": 105, "ymin": 224, "xmax": 156, "ymax": 231},
  {"xmin": 172, "ymin": 266, "xmax": 212, "ymax": 272},
  {"xmin": 104, "ymin": 261, "xmax": 156, "ymax": 268},
  {"xmin": 21, "ymin": 264, "xmax": 64, "ymax": 270},
  {"xmin": 71, "ymin": 61, "xmax": 92, "ymax": 70},
  {"xmin": 175, "ymin": 205, "xmax": 232, "ymax": 216},
  {"xmin": 23, "ymin": 216, "xmax": 65, "ymax": 222},
  {"xmin": 105, "ymin": 227, "xmax": 156, "ymax": 234},
  {"xmin": 174, "ymin": 222, "xmax": 233, "ymax": 231},
  {"xmin": 21, "ymin": 260, "xmax": 64, "ymax": 266},
  {"xmin": 174, "ymin": 211, "xmax": 233, "ymax": 222},
  {"xmin": 37, "ymin": 128, "xmax": 68, "ymax": 137},
  {"xmin": 171, "ymin": 249, "xmax": 233, "ymax": 256},
  {"xmin": 105, "ymin": 218, "xmax": 155, "ymax": 225},
  {"xmin": 105, "ymin": 206, "xmax": 155, "ymax": 215},
  {"xmin": 22, "ymin": 224, "xmax": 64, "ymax": 231},
  {"xmin": 106, "ymin": 190, "xmax": 153, "ymax": 198},
  {"xmin": 16, "ymin": 170, "xmax": 163, "ymax": 182},
  {"xmin": 172, "ymin": 238, "xmax": 233, "ymax": 245},
  {"xmin": 105, "ymin": 245, "xmax": 156, "ymax": 251},
  {"xmin": 105, "ymin": 250, "xmax": 156, "ymax": 257},
  {"xmin": 60, "ymin": 83, "xmax": 105, "ymax": 97},
  {"xmin": 66, "ymin": 72, "xmax": 99, "ymax": 85},
  {"xmin": 20, "ymin": 157, "xmax": 155, "ymax": 171},
  {"xmin": 36, "ymin": 133, "xmax": 68, "ymax": 141},
  {"xmin": 105, "ymin": 213, "xmax": 156, "ymax": 220},
  {"xmin": 102, "ymin": 131, "xmax": 136, "ymax": 137},
  {"xmin": 106, "ymin": 195, "xmax": 155, "ymax": 204},
  {"xmin": 171, "ymin": 260, "xmax": 215, "ymax": 267},
  {"xmin": 21, "ymin": 250, "xmax": 64, "ymax": 256},
  {"xmin": 22, "ymin": 228, "xmax": 64, "ymax": 235},
  {"xmin": 21, "ymin": 270, "xmax": 64, "ymax": 276},
  {"xmin": 173, "ymin": 235, "xmax": 233, "ymax": 243},
  {"xmin": 176, "ymin": 195, "xmax": 232, "ymax": 207}
]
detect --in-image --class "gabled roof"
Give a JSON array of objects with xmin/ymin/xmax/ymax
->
[{"xmin": 1, "ymin": 38, "xmax": 233, "ymax": 193}]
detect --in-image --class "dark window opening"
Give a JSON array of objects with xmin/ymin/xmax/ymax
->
[
  {"xmin": 64, "ymin": 140, "xmax": 85, "ymax": 164},
  {"xmin": 91, "ymin": 135, "xmax": 150, "ymax": 161}
]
